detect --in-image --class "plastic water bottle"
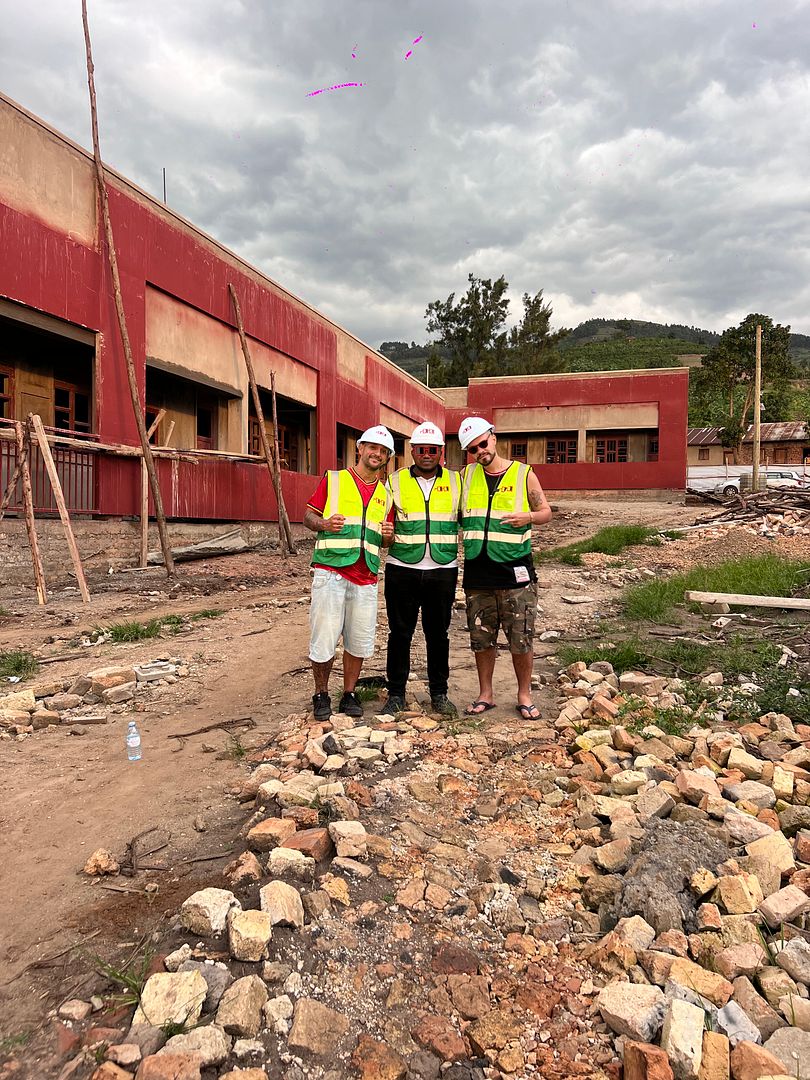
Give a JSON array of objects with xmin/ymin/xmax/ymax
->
[{"xmin": 126, "ymin": 721, "xmax": 142, "ymax": 762}]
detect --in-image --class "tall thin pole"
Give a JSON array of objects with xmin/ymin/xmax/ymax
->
[
  {"xmin": 15, "ymin": 421, "xmax": 47, "ymax": 605},
  {"xmin": 162, "ymin": 167, "xmax": 167, "ymax": 204},
  {"xmin": 752, "ymin": 323, "xmax": 762, "ymax": 492},
  {"xmin": 228, "ymin": 284, "xmax": 295, "ymax": 556},
  {"xmin": 81, "ymin": 1, "xmax": 175, "ymax": 575}
]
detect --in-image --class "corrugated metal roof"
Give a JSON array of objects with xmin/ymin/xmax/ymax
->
[{"xmin": 688, "ymin": 422, "xmax": 808, "ymax": 446}]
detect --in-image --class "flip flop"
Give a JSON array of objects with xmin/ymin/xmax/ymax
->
[
  {"xmin": 516, "ymin": 703, "xmax": 541, "ymax": 719},
  {"xmin": 465, "ymin": 700, "xmax": 496, "ymax": 715}
]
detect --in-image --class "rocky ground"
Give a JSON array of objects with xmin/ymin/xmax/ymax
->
[{"xmin": 3, "ymin": 498, "xmax": 810, "ymax": 1080}]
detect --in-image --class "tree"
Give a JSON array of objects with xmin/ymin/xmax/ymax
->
[
  {"xmin": 425, "ymin": 274, "xmax": 567, "ymax": 386},
  {"xmin": 503, "ymin": 290, "xmax": 568, "ymax": 376},
  {"xmin": 425, "ymin": 274, "xmax": 509, "ymax": 386},
  {"xmin": 694, "ymin": 313, "xmax": 793, "ymax": 461}
]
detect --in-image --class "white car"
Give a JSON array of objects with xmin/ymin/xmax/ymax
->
[{"xmin": 713, "ymin": 470, "xmax": 807, "ymax": 496}]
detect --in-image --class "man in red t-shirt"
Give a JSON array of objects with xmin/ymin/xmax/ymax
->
[{"xmin": 303, "ymin": 426, "xmax": 395, "ymax": 721}]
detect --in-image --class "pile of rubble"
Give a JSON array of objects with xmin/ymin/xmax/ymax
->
[
  {"xmin": 0, "ymin": 659, "xmax": 185, "ymax": 739},
  {"xmin": 692, "ymin": 488, "xmax": 810, "ymax": 540},
  {"xmin": 47, "ymin": 700, "xmax": 617, "ymax": 1080},
  {"xmin": 556, "ymin": 658, "xmax": 810, "ymax": 1080}
]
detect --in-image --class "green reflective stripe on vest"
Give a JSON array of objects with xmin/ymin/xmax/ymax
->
[
  {"xmin": 387, "ymin": 468, "xmax": 460, "ymax": 564},
  {"xmin": 312, "ymin": 470, "xmax": 390, "ymax": 574},
  {"xmin": 461, "ymin": 461, "xmax": 532, "ymax": 563}
]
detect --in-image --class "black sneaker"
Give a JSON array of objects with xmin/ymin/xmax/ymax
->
[
  {"xmin": 312, "ymin": 691, "xmax": 332, "ymax": 721},
  {"xmin": 381, "ymin": 694, "xmax": 406, "ymax": 716},
  {"xmin": 338, "ymin": 691, "xmax": 364, "ymax": 718},
  {"xmin": 430, "ymin": 694, "xmax": 459, "ymax": 718}
]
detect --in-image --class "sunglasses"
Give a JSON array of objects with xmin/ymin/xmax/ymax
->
[
  {"xmin": 413, "ymin": 445, "xmax": 440, "ymax": 454},
  {"xmin": 467, "ymin": 434, "xmax": 491, "ymax": 453}
]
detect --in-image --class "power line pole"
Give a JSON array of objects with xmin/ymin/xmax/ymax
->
[{"xmin": 752, "ymin": 323, "xmax": 762, "ymax": 492}]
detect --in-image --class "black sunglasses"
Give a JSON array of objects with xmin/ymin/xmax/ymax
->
[
  {"xmin": 413, "ymin": 445, "xmax": 440, "ymax": 454},
  {"xmin": 467, "ymin": 435, "xmax": 491, "ymax": 453}
]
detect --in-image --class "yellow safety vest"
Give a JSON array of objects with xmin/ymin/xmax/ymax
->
[
  {"xmin": 312, "ymin": 470, "xmax": 391, "ymax": 575},
  {"xmin": 461, "ymin": 461, "xmax": 532, "ymax": 562},
  {"xmin": 386, "ymin": 468, "xmax": 460, "ymax": 565}
]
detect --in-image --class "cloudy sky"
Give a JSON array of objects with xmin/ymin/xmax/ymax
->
[{"xmin": 4, "ymin": 0, "xmax": 810, "ymax": 346}]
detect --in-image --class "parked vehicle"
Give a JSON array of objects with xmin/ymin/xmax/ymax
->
[{"xmin": 716, "ymin": 470, "xmax": 807, "ymax": 496}]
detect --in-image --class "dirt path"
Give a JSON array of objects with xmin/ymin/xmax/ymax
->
[{"xmin": 0, "ymin": 499, "xmax": 703, "ymax": 1067}]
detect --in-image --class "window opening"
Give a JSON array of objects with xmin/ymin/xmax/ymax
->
[{"xmin": 595, "ymin": 435, "xmax": 628, "ymax": 463}]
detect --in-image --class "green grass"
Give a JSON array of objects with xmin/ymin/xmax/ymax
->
[
  {"xmin": 539, "ymin": 524, "xmax": 663, "ymax": 566},
  {"xmin": 0, "ymin": 1031, "xmax": 32, "ymax": 1054},
  {"xmin": 90, "ymin": 946, "xmax": 154, "ymax": 1008},
  {"xmin": 106, "ymin": 619, "xmax": 164, "ymax": 643},
  {"xmin": 559, "ymin": 634, "xmax": 782, "ymax": 680},
  {"xmin": 0, "ymin": 650, "xmax": 39, "ymax": 680},
  {"xmin": 623, "ymin": 554, "xmax": 810, "ymax": 623},
  {"xmin": 104, "ymin": 608, "xmax": 225, "ymax": 642},
  {"xmin": 224, "ymin": 734, "xmax": 247, "ymax": 760},
  {"xmin": 0, "ymin": 606, "xmax": 10, "ymax": 618}
]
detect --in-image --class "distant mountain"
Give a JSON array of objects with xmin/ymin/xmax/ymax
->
[{"xmin": 379, "ymin": 321, "xmax": 810, "ymax": 384}]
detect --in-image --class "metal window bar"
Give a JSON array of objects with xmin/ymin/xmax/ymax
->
[{"xmin": 0, "ymin": 421, "xmax": 97, "ymax": 515}]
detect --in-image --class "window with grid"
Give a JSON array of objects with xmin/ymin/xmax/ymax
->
[
  {"xmin": 546, "ymin": 438, "xmax": 576, "ymax": 464},
  {"xmin": 698, "ymin": 447, "xmax": 709, "ymax": 461},
  {"xmin": 648, "ymin": 434, "xmax": 659, "ymax": 462},
  {"xmin": 0, "ymin": 366, "xmax": 12, "ymax": 419},
  {"xmin": 54, "ymin": 382, "xmax": 91, "ymax": 433},
  {"xmin": 595, "ymin": 435, "xmax": 628, "ymax": 463},
  {"xmin": 510, "ymin": 441, "xmax": 528, "ymax": 463},
  {"xmin": 248, "ymin": 417, "xmax": 262, "ymax": 456}
]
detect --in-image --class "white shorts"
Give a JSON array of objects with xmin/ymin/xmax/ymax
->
[{"xmin": 308, "ymin": 567, "xmax": 379, "ymax": 663}]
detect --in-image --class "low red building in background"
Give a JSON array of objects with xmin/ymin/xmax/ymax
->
[
  {"xmin": 440, "ymin": 368, "xmax": 688, "ymax": 494},
  {"xmin": 1, "ymin": 92, "xmax": 688, "ymax": 526}
]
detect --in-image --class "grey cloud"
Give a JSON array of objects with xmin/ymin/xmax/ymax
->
[{"xmin": 2, "ymin": 0, "xmax": 810, "ymax": 348}]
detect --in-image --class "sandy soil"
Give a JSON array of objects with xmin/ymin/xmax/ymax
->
[{"xmin": 0, "ymin": 498, "xmax": 709, "ymax": 1064}]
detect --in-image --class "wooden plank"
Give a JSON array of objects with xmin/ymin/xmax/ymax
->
[
  {"xmin": 686, "ymin": 590, "xmax": 810, "ymax": 611},
  {"xmin": 146, "ymin": 407, "xmax": 166, "ymax": 442},
  {"xmin": 15, "ymin": 420, "xmax": 47, "ymax": 605},
  {"xmin": 140, "ymin": 459, "xmax": 149, "ymax": 568},
  {"xmin": 29, "ymin": 413, "xmax": 91, "ymax": 603}
]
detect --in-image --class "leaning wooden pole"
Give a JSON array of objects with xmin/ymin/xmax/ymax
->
[
  {"xmin": 0, "ymin": 460, "xmax": 22, "ymax": 523},
  {"xmin": 14, "ymin": 421, "xmax": 47, "ymax": 605},
  {"xmin": 81, "ymin": 0, "xmax": 175, "ymax": 576},
  {"xmin": 30, "ymin": 414, "xmax": 91, "ymax": 603},
  {"xmin": 270, "ymin": 370, "xmax": 296, "ymax": 553},
  {"xmin": 228, "ymin": 284, "xmax": 295, "ymax": 556}
]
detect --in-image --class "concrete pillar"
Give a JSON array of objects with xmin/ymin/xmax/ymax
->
[{"xmin": 577, "ymin": 427, "xmax": 587, "ymax": 462}]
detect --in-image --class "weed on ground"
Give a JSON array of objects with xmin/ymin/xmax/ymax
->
[
  {"xmin": 104, "ymin": 609, "xmax": 225, "ymax": 643},
  {"xmin": 623, "ymin": 554, "xmax": 810, "ymax": 622},
  {"xmin": 0, "ymin": 649, "xmax": 39, "ymax": 680},
  {"xmin": 538, "ymin": 525, "xmax": 665, "ymax": 566}
]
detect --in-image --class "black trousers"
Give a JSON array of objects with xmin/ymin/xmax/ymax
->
[{"xmin": 384, "ymin": 562, "xmax": 458, "ymax": 698}]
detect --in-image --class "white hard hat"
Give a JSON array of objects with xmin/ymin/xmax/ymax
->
[
  {"xmin": 358, "ymin": 425, "xmax": 395, "ymax": 453},
  {"xmin": 458, "ymin": 416, "xmax": 494, "ymax": 451},
  {"xmin": 410, "ymin": 422, "xmax": 444, "ymax": 446}
]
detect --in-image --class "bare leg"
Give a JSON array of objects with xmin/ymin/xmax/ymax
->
[
  {"xmin": 342, "ymin": 651, "xmax": 364, "ymax": 692},
  {"xmin": 512, "ymin": 650, "xmax": 535, "ymax": 709},
  {"xmin": 312, "ymin": 658, "xmax": 334, "ymax": 694},
  {"xmin": 470, "ymin": 647, "xmax": 497, "ymax": 709}
]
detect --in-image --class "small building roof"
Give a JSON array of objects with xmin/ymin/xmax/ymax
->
[{"xmin": 687, "ymin": 422, "xmax": 809, "ymax": 446}]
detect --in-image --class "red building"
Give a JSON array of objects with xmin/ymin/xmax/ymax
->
[
  {"xmin": 0, "ymin": 93, "xmax": 442, "ymax": 524},
  {"xmin": 440, "ymin": 368, "xmax": 688, "ymax": 493}
]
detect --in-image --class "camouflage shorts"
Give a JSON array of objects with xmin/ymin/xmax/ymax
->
[{"xmin": 465, "ymin": 584, "xmax": 538, "ymax": 654}]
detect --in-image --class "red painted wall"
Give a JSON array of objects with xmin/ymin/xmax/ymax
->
[
  {"xmin": 444, "ymin": 370, "xmax": 688, "ymax": 490},
  {"xmin": 0, "ymin": 106, "xmax": 438, "ymax": 521}
]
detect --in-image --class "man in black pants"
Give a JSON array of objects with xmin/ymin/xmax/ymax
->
[{"xmin": 381, "ymin": 422, "xmax": 461, "ymax": 717}]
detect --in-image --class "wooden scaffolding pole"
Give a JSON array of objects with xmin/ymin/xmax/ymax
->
[
  {"xmin": 227, "ymin": 284, "xmax": 296, "ymax": 556},
  {"xmin": 30, "ymin": 414, "xmax": 91, "ymax": 603},
  {"xmin": 14, "ymin": 420, "xmax": 47, "ymax": 605},
  {"xmin": 81, "ymin": 0, "xmax": 175, "ymax": 576},
  {"xmin": 0, "ymin": 461, "xmax": 22, "ymax": 523}
]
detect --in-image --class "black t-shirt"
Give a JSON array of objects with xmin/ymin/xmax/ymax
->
[{"xmin": 463, "ymin": 470, "xmax": 537, "ymax": 590}]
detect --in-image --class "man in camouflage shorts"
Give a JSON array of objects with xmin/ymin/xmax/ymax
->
[{"xmin": 466, "ymin": 586, "xmax": 537, "ymax": 656}]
